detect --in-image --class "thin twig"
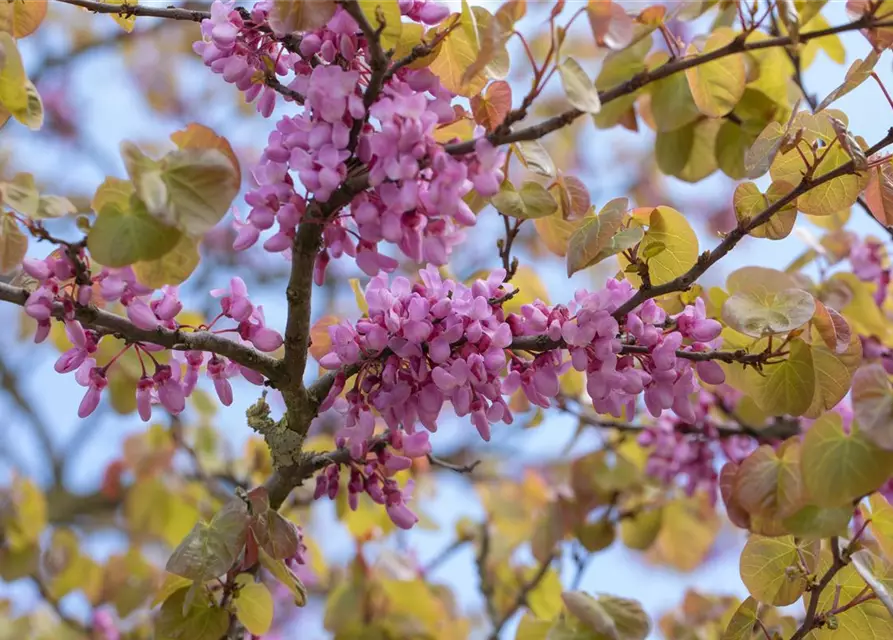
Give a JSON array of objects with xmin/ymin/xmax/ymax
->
[
  {"xmin": 54, "ymin": 0, "xmax": 209, "ymax": 21},
  {"xmin": 488, "ymin": 553, "xmax": 556, "ymax": 640},
  {"xmin": 444, "ymin": 15, "xmax": 893, "ymax": 156}
]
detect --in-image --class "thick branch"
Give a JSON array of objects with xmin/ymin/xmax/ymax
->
[
  {"xmin": 53, "ymin": 0, "xmax": 210, "ymax": 21},
  {"xmin": 612, "ymin": 129, "xmax": 893, "ymax": 319},
  {"xmin": 0, "ymin": 282, "xmax": 280, "ymax": 380},
  {"xmin": 444, "ymin": 15, "xmax": 893, "ymax": 156}
]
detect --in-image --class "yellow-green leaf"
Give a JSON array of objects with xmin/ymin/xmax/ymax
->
[
  {"xmin": 852, "ymin": 364, "xmax": 893, "ymax": 451},
  {"xmin": 721, "ymin": 288, "xmax": 815, "ymax": 337},
  {"xmin": 87, "ymin": 195, "xmax": 182, "ymax": 267},
  {"xmin": 739, "ymin": 535, "xmax": 817, "ymax": 605},
  {"xmin": 0, "ymin": 0, "xmax": 48, "ymax": 39},
  {"xmin": 685, "ymin": 28, "xmax": 746, "ymax": 117},
  {"xmin": 817, "ymin": 50, "xmax": 880, "ymax": 112},
  {"xmin": 721, "ymin": 597, "xmax": 758, "ymax": 640},
  {"xmin": 733, "ymin": 181, "xmax": 797, "ymax": 240},
  {"xmin": 656, "ymin": 117, "xmax": 721, "ymax": 183},
  {"xmin": 745, "ymin": 338, "xmax": 815, "ymax": 416},
  {"xmin": 259, "ymin": 548, "xmax": 307, "ymax": 606},
  {"xmin": 0, "ymin": 215, "xmax": 27, "ymax": 275},
  {"xmin": 234, "ymin": 575, "xmax": 274, "ymax": 636},
  {"xmin": 156, "ymin": 587, "xmax": 229, "ymax": 640},
  {"xmin": 358, "ymin": 0, "xmax": 403, "ymax": 50},
  {"xmin": 566, "ymin": 198, "xmax": 642, "ymax": 276},
  {"xmin": 0, "ymin": 32, "xmax": 27, "ymax": 113},
  {"xmin": 621, "ymin": 206, "xmax": 698, "ymax": 286},
  {"xmin": 801, "ymin": 413, "xmax": 893, "ymax": 507},
  {"xmin": 491, "ymin": 181, "xmax": 558, "ymax": 220},
  {"xmin": 734, "ymin": 440, "xmax": 806, "ymax": 519},
  {"xmin": 269, "ymin": 0, "xmax": 336, "ymax": 35},
  {"xmin": 429, "ymin": 16, "xmax": 486, "ymax": 97},
  {"xmin": 559, "ymin": 57, "xmax": 601, "ymax": 114},
  {"xmin": 133, "ymin": 234, "xmax": 200, "ymax": 288},
  {"xmin": 647, "ymin": 51, "xmax": 701, "ymax": 132}
]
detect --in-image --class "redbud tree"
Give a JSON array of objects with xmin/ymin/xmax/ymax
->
[{"xmin": 6, "ymin": 0, "xmax": 893, "ymax": 637}]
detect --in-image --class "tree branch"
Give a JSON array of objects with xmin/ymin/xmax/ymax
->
[
  {"xmin": 0, "ymin": 282, "xmax": 280, "ymax": 380},
  {"xmin": 443, "ymin": 15, "xmax": 893, "ymax": 156},
  {"xmin": 612, "ymin": 128, "xmax": 893, "ymax": 319},
  {"xmin": 53, "ymin": 0, "xmax": 210, "ymax": 21},
  {"xmin": 488, "ymin": 553, "xmax": 556, "ymax": 640}
]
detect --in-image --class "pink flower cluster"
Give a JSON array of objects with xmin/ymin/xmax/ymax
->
[
  {"xmin": 507, "ymin": 285, "xmax": 724, "ymax": 422},
  {"xmin": 849, "ymin": 237, "xmax": 890, "ymax": 306},
  {"xmin": 313, "ymin": 424, "xmax": 431, "ymax": 530},
  {"xmin": 310, "ymin": 266, "xmax": 737, "ymax": 529},
  {"xmin": 638, "ymin": 389, "xmax": 756, "ymax": 500},
  {"xmin": 23, "ymin": 252, "xmax": 281, "ymax": 420},
  {"xmin": 196, "ymin": 2, "xmax": 505, "ymax": 280},
  {"xmin": 193, "ymin": 0, "xmax": 287, "ymax": 117}
]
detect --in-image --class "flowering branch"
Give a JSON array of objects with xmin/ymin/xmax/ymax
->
[{"xmin": 0, "ymin": 282, "xmax": 280, "ymax": 380}]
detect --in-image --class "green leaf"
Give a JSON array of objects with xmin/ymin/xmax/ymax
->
[
  {"xmin": 655, "ymin": 117, "xmax": 721, "ymax": 183},
  {"xmin": 156, "ymin": 587, "xmax": 229, "ymax": 640},
  {"xmin": 165, "ymin": 501, "xmax": 249, "ymax": 582},
  {"xmin": 428, "ymin": 16, "xmax": 486, "ymax": 97},
  {"xmin": 0, "ymin": 0, "xmax": 48, "ymax": 39},
  {"xmin": 733, "ymin": 181, "xmax": 797, "ymax": 240},
  {"xmin": 575, "ymin": 518, "xmax": 616, "ymax": 552},
  {"xmin": 745, "ymin": 338, "xmax": 815, "ymax": 416},
  {"xmin": 151, "ymin": 573, "xmax": 193, "ymax": 608},
  {"xmin": 817, "ymin": 50, "xmax": 881, "ymax": 112},
  {"xmin": 620, "ymin": 206, "xmax": 698, "ymax": 286},
  {"xmin": 559, "ymin": 57, "xmax": 601, "ymax": 114},
  {"xmin": 160, "ymin": 148, "xmax": 240, "ymax": 236},
  {"xmin": 801, "ymin": 412, "xmax": 893, "ymax": 507},
  {"xmin": 744, "ymin": 120, "xmax": 787, "ymax": 178},
  {"xmin": 269, "ymin": 0, "xmax": 336, "ymax": 35},
  {"xmin": 358, "ymin": 0, "xmax": 403, "ymax": 50},
  {"xmin": 258, "ymin": 548, "xmax": 307, "ymax": 606},
  {"xmin": 734, "ymin": 440, "xmax": 805, "ymax": 520},
  {"xmin": 87, "ymin": 195, "xmax": 181, "ymax": 268},
  {"xmin": 721, "ymin": 597, "xmax": 759, "ymax": 640},
  {"xmin": 491, "ymin": 181, "xmax": 558, "ymax": 220},
  {"xmin": 133, "ymin": 234, "xmax": 200, "ymax": 288},
  {"xmin": 648, "ymin": 51, "xmax": 701, "ymax": 132},
  {"xmin": 234, "ymin": 575, "xmax": 274, "ymax": 636},
  {"xmin": 566, "ymin": 197, "xmax": 642, "ymax": 276},
  {"xmin": 721, "ymin": 288, "xmax": 815, "ymax": 338},
  {"xmin": 739, "ymin": 535, "xmax": 817, "ymax": 605},
  {"xmin": 852, "ymin": 364, "xmax": 893, "ymax": 451},
  {"xmin": 619, "ymin": 507, "xmax": 662, "ymax": 551},
  {"xmin": 0, "ymin": 172, "xmax": 39, "ymax": 216},
  {"xmin": 868, "ymin": 493, "xmax": 893, "ymax": 562},
  {"xmin": 0, "ymin": 215, "xmax": 27, "ymax": 275},
  {"xmin": 596, "ymin": 594, "xmax": 650, "ymax": 640},
  {"xmin": 0, "ymin": 32, "xmax": 27, "ymax": 114},
  {"xmin": 803, "ymin": 327, "xmax": 862, "ymax": 419},
  {"xmin": 770, "ymin": 122, "xmax": 870, "ymax": 216},
  {"xmin": 685, "ymin": 28, "xmax": 746, "ymax": 117},
  {"xmin": 716, "ymin": 120, "xmax": 755, "ymax": 180},
  {"xmin": 9, "ymin": 79, "xmax": 42, "ymax": 130},
  {"xmin": 561, "ymin": 592, "xmax": 618, "ymax": 639},
  {"xmin": 514, "ymin": 140, "xmax": 556, "ymax": 177},
  {"xmin": 781, "ymin": 504, "xmax": 852, "ymax": 540}
]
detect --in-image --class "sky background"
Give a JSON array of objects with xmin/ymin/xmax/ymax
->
[{"xmin": 2, "ymin": 1, "xmax": 893, "ymax": 638}]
